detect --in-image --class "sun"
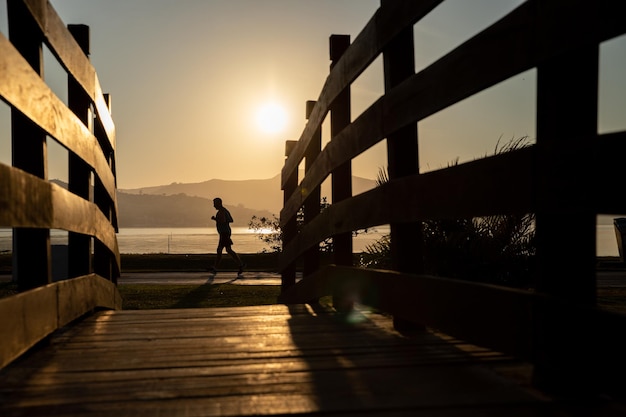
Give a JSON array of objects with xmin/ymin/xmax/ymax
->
[{"xmin": 255, "ymin": 102, "xmax": 287, "ymax": 134}]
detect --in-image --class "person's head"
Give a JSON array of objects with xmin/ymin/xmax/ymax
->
[{"xmin": 213, "ymin": 197, "xmax": 223, "ymax": 208}]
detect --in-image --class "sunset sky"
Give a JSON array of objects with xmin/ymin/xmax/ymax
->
[{"xmin": 1, "ymin": 0, "xmax": 625, "ymax": 190}]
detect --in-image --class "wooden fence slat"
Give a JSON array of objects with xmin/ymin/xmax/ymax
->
[
  {"xmin": 302, "ymin": 101, "xmax": 321, "ymax": 278},
  {"xmin": 280, "ymin": 265, "xmax": 534, "ymax": 360},
  {"xmin": 381, "ymin": 1, "xmax": 421, "ymax": 276},
  {"xmin": 279, "ymin": 0, "xmax": 626, "ymax": 397},
  {"xmin": 0, "ymin": 33, "xmax": 116, "ymax": 204},
  {"xmin": 281, "ymin": 101, "xmax": 384, "ymax": 224},
  {"xmin": 0, "ymin": 0, "xmax": 120, "ymax": 371},
  {"xmin": 0, "ymin": 163, "xmax": 120, "ymax": 267},
  {"xmin": 280, "ymin": 141, "xmax": 298, "ymax": 293},
  {"xmin": 0, "ymin": 274, "xmax": 121, "ymax": 369},
  {"xmin": 280, "ymin": 264, "xmax": 626, "ymax": 392},
  {"xmin": 594, "ymin": 132, "xmax": 626, "ymax": 213},
  {"xmin": 21, "ymin": 0, "xmax": 116, "ymax": 151},
  {"xmin": 67, "ymin": 24, "xmax": 93, "ymax": 277},
  {"xmin": 329, "ymin": 34, "xmax": 353, "ymax": 272},
  {"xmin": 51, "ymin": 182, "xmax": 120, "ymax": 266},
  {"xmin": 7, "ymin": 0, "xmax": 52, "ymax": 290},
  {"xmin": 281, "ymin": 0, "xmax": 444, "ymax": 190},
  {"xmin": 280, "ymin": 148, "xmax": 534, "ymax": 269},
  {"xmin": 532, "ymin": 11, "xmax": 600, "ymax": 392},
  {"xmin": 281, "ymin": 1, "xmax": 626, "ymax": 225},
  {"xmin": 0, "ymin": 284, "xmax": 58, "ymax": 369}
]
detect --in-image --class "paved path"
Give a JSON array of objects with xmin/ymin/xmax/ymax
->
[
  {"xmin": 2, "ymin": 270, "xmax": 624, "ymax": 287},
  {"xmin": 118, "ymin": 271, "xmax": 295, "ymax": 286},
  {"xmin": 117, "ymin": 270, "xmax": 626, "ymax": 287}
]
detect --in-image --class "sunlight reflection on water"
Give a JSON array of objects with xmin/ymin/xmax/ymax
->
[
  {"xmin": 113, "ymin": 227, "xmax": 391, "ymax": 254},
  {"xmin": 0, "ymin": 225, "xmax": 619, "ymax": 256}
]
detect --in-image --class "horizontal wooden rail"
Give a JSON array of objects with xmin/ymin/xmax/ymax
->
[
  {"xmin": 281, "ymin": 1, "xmax": 443, "ymax": 190},
  {"xmin": 280, "ymin": 264, "xmax": 626, "ymax": 394},
  {"xmin": 0, "ymin": 163, "xmax": 120, "ymax": 266},
  {"xmin": 21, "ymin": 0, "xmax": 116, "ymax": 152},
  {"xmin": 1, "ymin": 0, "xmax": 120, "ymax": 295},
  {"xmin": 281, "ymin": 146, "xmax": 534, "ymax": 269},
  {"xmin": 0, "ymin": 33, "xmax": 116, "ymax": 204},
  {"xmin": 280, "ymin": 0, "xmax": 626, "ymax": 225},
  {"xmin": 0, "ymin": 274, "xmax": 122, "ymax": 369},
  {"xmin": 281, "ymin": 131, "xmax": 626, "ymax": 269},
  {"xmin": 280, "ymin": 0, "xmax": 626, "ymax": 396},
  {"xmin": 281, "ymin": 265, "xmax": 534, "ymax": 359}
]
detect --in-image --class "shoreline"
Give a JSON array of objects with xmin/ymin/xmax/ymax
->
[{"xmin": 0, "ymin": 253, "xmax": 623, "ymax": 275}]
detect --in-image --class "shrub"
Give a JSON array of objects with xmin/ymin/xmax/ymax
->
[{"xmin": 361, "ymin": 136, "xmax": 536, "ymax": 288}]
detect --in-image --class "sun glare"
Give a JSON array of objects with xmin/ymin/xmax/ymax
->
[{"xmin": 255, "ymin": 102, "xmax": 287, "ymax": 134}]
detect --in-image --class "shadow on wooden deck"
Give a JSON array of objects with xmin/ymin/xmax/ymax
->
[{"xmin": 0, "ymin": 304, "xmax": 623, "ymax": 416}]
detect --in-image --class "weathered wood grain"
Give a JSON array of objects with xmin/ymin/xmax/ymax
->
[
  {"xmin": 281, "ymin": 265, "xmax": 534, "ymax": 360},
  {"xmin": 281, "ymin": 148, "xmax": 534, "ymax": 267},
  {"xmin": 21, "ymin": 0, "xmax": 116, "ymax": 151},
  {"xmin": 0, "ymin": 305, "xmax": 557, "ymax": 417},
  {"xmin": 0, "ymin": 274, "xmax": 121, "ymax": 369},
  {"xmin": 280, "ymin": 0, "xmax": 626, "ymax": 223},
  {"xmin": 0, "ymin": 163, "xmax": 119, "ymax": 263},
  {"xmin": 281, "ymin": 1, "xmax": 443, "ymax": 189},
  {"xmin": 0, "ymin": 33, "xmax": 116, "ymax": 205}
]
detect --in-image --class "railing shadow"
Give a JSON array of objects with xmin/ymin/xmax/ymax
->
[
  {"xmin": 170, "ymin": 274, "xmax": 242, "ymax": 308},
  {"xmin": 284, "ymin": 303, "xmax": 527, "ymax": 412}
]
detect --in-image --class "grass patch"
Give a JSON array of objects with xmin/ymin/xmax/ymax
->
[
  {"xmin": 120, "ymin": 253, "xmax": 281, "ymax": 272},
  {"xmin": 118, "ymin": 284, "xmax": 281, "ymax": 310},
  {"xmin": 0, "ymin": 281, "xmax": 291, "ymax": 310},
  {"xmin": 0, "ymin": 253, "xmax": 282, "ymax": 274},
  {"xmin": 0, "ymin": 252, "xmax": 340, "ymax": 274},
  {"xmin": 3, "ymin": 279, "xmax": 626, "ymax": 314}
]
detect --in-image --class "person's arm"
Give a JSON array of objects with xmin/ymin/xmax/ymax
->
[{"xmin": 213, "ymin": 209, "xmax": 226, "ymax": 223}]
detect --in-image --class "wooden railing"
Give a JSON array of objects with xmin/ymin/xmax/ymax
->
[
  {"xmin": 0, "ymin": 0, "xmax": 121, "ymax": 368},
  {"xmin": 280, "ymin": 0, "xmax": 626, "ymax": 397}
]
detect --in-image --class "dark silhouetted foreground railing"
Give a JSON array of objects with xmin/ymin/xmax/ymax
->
[
  {"xmin": 279, "ymin": 0, "xmax": 626, "ymax": 398},
  {"xmin": 0, "ymin": 0, "xmax": 121, "ymax": 368}
]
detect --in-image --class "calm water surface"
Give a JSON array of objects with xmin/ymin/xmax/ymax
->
[{"xmin": 0, "ymin": 225, "xmax": 621, "ymax": 256}]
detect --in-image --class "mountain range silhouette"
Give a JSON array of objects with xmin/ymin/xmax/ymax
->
[{"xmin": 118, "ymin": 174, "xmax": 377, "ymax": 227}]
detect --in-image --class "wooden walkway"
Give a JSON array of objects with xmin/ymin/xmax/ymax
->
[{"xmin": 2, "ymin": 304, "xmax": 619, "ymax": 417}]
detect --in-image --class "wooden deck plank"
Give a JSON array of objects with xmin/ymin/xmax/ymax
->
[{"xmin": 0, "ymin": 305, "xmax": 575, "ymax": 416}]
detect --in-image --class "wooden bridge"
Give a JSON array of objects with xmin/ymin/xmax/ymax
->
[{"xmin": 2, "ymin": 0, "xmax": 626, "ymax": 415}]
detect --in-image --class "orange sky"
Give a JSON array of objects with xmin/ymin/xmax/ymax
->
[{"xmin": 1, "ymin": 1, "xmax": 625, "ymax": 189}]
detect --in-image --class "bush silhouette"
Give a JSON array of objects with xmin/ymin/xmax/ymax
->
[{"xmin": 360, "ymin": 136, "xmax": 536, "ymax": 288}]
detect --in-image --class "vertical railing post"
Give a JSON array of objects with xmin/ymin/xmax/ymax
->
[
  {"xmin": 93, "ymin": 94, "xmax": 115, "ymax": 282},
  {"xmin": 93, "ymin": 178, "xmax": 112, "ymax": 280},
  {"xmin": 532, "ymin": 32, "xmax": 598, "ymax": 393},
  {"xmin": 329, "ymin": 34, "xmax": 353, "ymax": 311},
  {"xmin": 381, "ymin": 0, "xmax": 424, "ymax": 330},
  {"xmin": 303, "ymin": 100, "xmax": 321, "ymax": 278},
  {"xmin": 67, "ymin": 24, "xmax": 93, "ymax": 278},
  {"xmin": 281, "ymin": 141, "xmax": 298, "ymax": 296},
  {"xmin": 8, "ymin": 0, "xmax": 51, "ymax": 291},
  {"xmin": 381, "ymin": 0, "xmax": 422, "ymax": 274}
]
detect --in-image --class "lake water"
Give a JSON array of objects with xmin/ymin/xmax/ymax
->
[
  {"xmin": 0, "ymin": 225, "xmax": 621, "ymax": 256},
  {"xmin": 0, "ymin": 226, "xmax": 391, "ymax": 255}
]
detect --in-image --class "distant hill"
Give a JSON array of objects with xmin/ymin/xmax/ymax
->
[
  {"xmin": 53, "ymin": 175, "xmax": 377, "ymax": 227},
  {"xmin": 52, "ymin": 178, "xmax": 624, "ymax": 228},
  {"xmin": 50, "ymin": 179, "xmax": 276, "ymax": 228},
  {"xmin": 117, "ymin": 192, "xmax": 273, "ymax": 228},
  {"xmin": 120, "ymin": 174, "xmax": 377, "ymax": 215}
]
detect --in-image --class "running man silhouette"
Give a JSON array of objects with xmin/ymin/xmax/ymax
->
[{"xmin": 209, "ymin": 197, "xmax": 245, "ymax": 275}]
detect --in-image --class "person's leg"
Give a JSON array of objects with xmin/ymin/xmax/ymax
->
[
  {"xmin": 212, "ymin": 245, "xmax": 224, "ymax": 271},
  {"xmin": 226, "ymin": 245, "xmax": 245, "ymax": 273},
  {"xmin": 226, "ymin": 246, "xmax": 241, "ymax": 265}
]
